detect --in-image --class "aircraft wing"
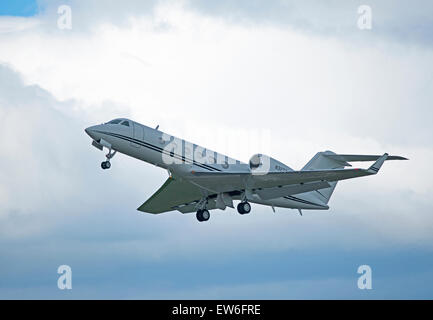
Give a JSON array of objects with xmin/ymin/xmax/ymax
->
[
  {"xmin": 137, "ymin": 177, "xmax": 207, "ymax": 214},
  {"xmin": 187, "ymin": 153, "xmax": 392, "ymax": 193},
  {"xmin": 138, "ymin": 177, "xmax": 333, "ymax": 214},
  {"xmin": 189, "ymin": 167, "xmax": 374, "ymax": 193}
]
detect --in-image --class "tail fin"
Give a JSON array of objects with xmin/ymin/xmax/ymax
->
[
  {"xmin": 301, "ymin": 151, "xmax": 407, "ymax": 204},
  {"xmin": 301, "ymin": 151, "xmax": 344, "ymax": 204}
]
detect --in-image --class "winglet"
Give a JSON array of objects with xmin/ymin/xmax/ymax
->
[{"xmin": 367, "ymin": 153, "xmax": 388, "ymax": 174}]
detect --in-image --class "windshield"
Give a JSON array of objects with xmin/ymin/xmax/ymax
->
[{"xmin": 108, "ymin": 119, "xmax": 122, "ymax": 124}]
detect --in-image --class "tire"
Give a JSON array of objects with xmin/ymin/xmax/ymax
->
[
  {"xmin": 196, "ymin": 210, "xmax": 203, "ymax": 221},
  {"xmin": 105, "ymin": 161, "xmax": 111, "ymax": 169},
  {"xmin": 242, "ymin": 202, "xmax": 251, "ymax": 214},
  {"xmin": 196, "ymin": 209, "xmax": 210, "ymax": 222},
  {"xmin": 237, "ymin": 202, "xmax": 251, "ymax": 215},
  {"xmin": 237, "ymin": 202, "xmax": 245, "ymax": 214},
  {"xmin": 101, "ymin": 162, "xmax": 106, "ymax": 169}
]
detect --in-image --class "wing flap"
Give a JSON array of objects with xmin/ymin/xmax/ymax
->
[
  {"xmin": 248, "ymin": 168, "xmax": 373, "ymax": 189},
  {"xmin": 256, "ymin": 181, "xmax": 331, "ymax": 200}
]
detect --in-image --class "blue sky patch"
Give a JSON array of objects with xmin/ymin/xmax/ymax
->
[{"xmin": 0, "ymin": 0, "xmax": 39, "ymax": 17}]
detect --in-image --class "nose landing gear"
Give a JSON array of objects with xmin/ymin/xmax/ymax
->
[
  {"xmin": 101, "ymin": 161, "xmax": 111, "ymax": 169},
  {"xmin": 101, "ymin": 149, "xmax": 116, "ymax": 170}
]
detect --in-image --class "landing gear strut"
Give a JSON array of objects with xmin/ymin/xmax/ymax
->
[
  {"xmin": 237, "ymin": 202, "xmax": 251, "ymax": 215},
  {"xmin": 196, "ymin": 209, "xmax": 210, "ymax": 222},
  {"xmin": 101, "ymin": 149, "xmax": 116, "ymax": 170}
]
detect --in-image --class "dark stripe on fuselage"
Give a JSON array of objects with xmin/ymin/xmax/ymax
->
[{"xmin": 95, "ymin": 130, "xmax": 221, "ymax": 172}]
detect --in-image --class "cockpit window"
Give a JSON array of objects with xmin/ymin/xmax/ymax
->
[
  {"xmin": 121, "ymin": 120, "xmax": 130, "ymax": 127},
  {"xmin": 108, "ymin": 119, "xmax": 122, "ymax": 124}
]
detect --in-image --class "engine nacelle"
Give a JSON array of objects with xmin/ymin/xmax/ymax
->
[{"xmin": 249, "ymin": 154, "xmax": 293, "ymax": 174}]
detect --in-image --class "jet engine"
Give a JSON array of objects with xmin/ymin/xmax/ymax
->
[{"xmin": 249, "ymin": 153, "xmax": 293, "ymax": 174}]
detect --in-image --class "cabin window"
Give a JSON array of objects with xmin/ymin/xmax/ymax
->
[{"xmin": 222, "ymin": 156, "xmax": 229, "ymax": 169}]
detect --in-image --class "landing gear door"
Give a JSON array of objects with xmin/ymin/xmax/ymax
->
[{"xmin": 131, "ymin": 123, "xmax": 144, "ymax": 148}]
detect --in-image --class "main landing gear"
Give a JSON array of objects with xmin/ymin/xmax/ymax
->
[
  {"xmin": 237, "ymin": 201, "xmax": 251, "ymax": 215},
  {"xmin": 101, "ymin": 149, "xmax": 117, "ymax": 170},
  {"xmin": 194, "ymin": 198, "xmax": 251, "ymax": 222},
  {"xmin": 195, "ymin": 201, "xmax": 251, "ymax": 222},
  {"xmin": 196, "ymin": 209, "xmax": 210, "ymax": 222}
]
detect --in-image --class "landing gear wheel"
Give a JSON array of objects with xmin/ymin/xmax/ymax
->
[
  {"xmin": 237, "ymin": 202, "xmax": 251, "ymax": 215},
  {"xmin": 101, "ymin": 161, "xmax": 111, "ymax": 170},
  {"xmin": 101, "ymin": 148, "xmax": 116, "ymax": 170},
  {"xmin": 196, "ymin": 209, "xmax": 210, "ymax": 222}
]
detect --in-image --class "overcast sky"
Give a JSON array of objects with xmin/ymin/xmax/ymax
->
[{"xmin": 0, "ymin": 0, "xmax": 433, "ymax": 299}]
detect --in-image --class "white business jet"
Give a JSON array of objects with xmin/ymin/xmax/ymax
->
[{"xmin": 85, "ymin": 118, "xmax": 407, "ymax": 222}]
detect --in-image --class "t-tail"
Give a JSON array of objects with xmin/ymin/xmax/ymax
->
[{"xmin": 301, "ymin": 151, "xmax": 407, "ymax": 205}]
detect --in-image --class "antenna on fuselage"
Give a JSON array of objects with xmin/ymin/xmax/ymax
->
[{"xmin": 155, "ymin": 125, "xmax": 159, "ymax": 130}]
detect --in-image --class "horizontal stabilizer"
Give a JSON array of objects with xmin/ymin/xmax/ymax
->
[{"xmin": 324, "ymin": 154, "xmax": 408, "ymax": 163}]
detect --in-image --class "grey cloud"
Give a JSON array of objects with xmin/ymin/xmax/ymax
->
[{"xmin": 0, "ymin": 64, "xmax": 158, "ymax": 236}]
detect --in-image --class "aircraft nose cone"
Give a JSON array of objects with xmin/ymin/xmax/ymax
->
[{"xmin": 85, "ymin": 125, "xmax": 97, "ymax": 139}]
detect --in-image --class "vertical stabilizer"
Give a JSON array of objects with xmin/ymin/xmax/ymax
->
[{"xmin": 301, "ymin": 151, "xmax": 345, "ymax": 204}]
